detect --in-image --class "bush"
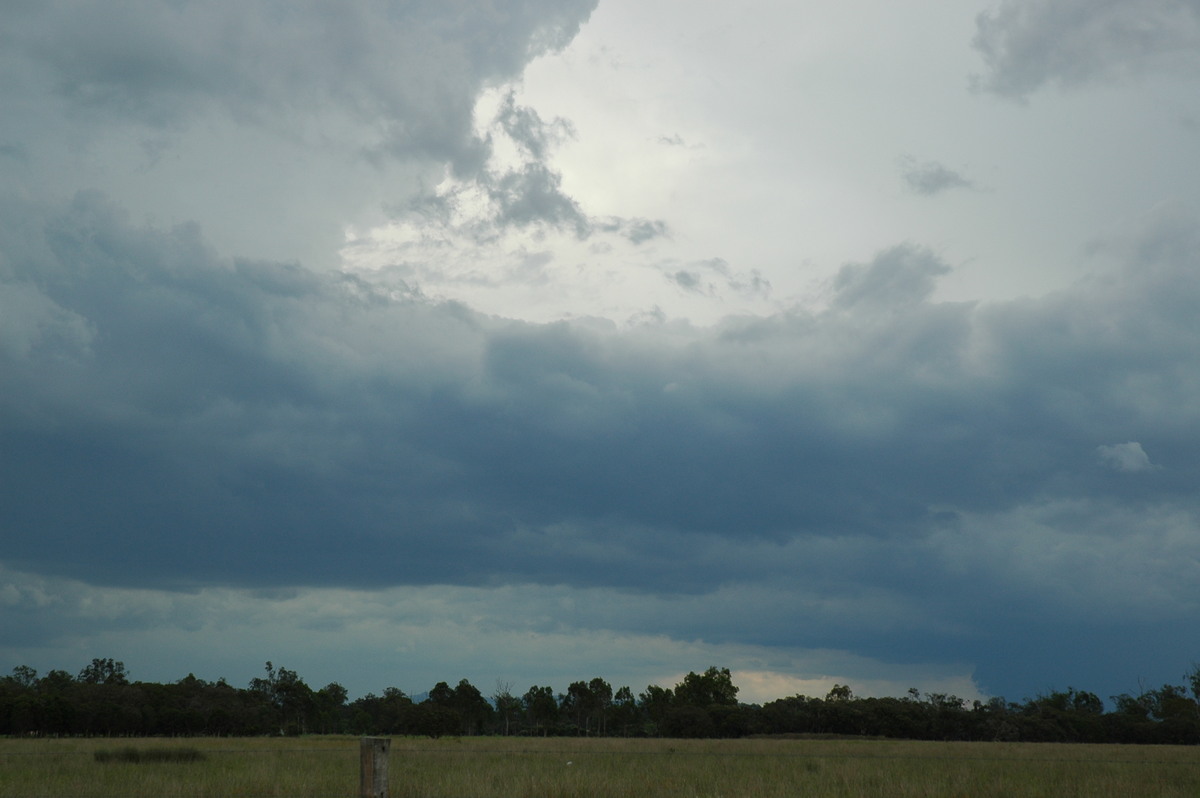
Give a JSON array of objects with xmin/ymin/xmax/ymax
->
[{"xmin": 94, "ymin": 747, "xmax": 205, "ymax": 764}]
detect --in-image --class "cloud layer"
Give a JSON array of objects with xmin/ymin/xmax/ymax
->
[
  {"xmin": 4, "ymin": 188, "xmax": 1200, "ymax": 698},
  {"xmin": 3, "ymin": 0, "xmax": 1200, "ymax": 704}
]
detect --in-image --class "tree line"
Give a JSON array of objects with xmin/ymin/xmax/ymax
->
[{"xmin": 2, "ymin": 659, "xmax": 1199, "ymax": 744}]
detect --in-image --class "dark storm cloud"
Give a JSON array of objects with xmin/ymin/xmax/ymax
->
[
  {"xmin": 973, "ymin": 0, "xmax": 1200, "ymax": 99},
  {"xmin": 0, "ymin": 0, "xmax": 598, "ymax": 172},
  {"xmin": 4, "ymin": 194, "xmax": 1197, "ymax": 577},
  {"xmin": 4, "ymin": 191, "xmax": 1200, "ymax": 698}
]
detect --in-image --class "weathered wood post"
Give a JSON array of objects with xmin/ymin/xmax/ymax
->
[{"xmin": 360, "ymin": 737, "xmax": 390, "ymax": 798}]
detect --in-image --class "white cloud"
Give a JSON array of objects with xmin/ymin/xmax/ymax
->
[{"xmin": 1097, "ymin": 441, "xmax": 1155, "ymax": 472}]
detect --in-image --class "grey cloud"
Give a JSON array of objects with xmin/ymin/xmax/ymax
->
[
  {"xmin": 495, "ymin": 90, "xmax": 576, "ymax": 162},
  {"xmin": 901, "ymin": 158, "xmax": 976, "ymax": 196},
  {"xmin": 591, "ymin": 217, "xmax": 670, "ymax": 245},
  {"xmin": 831, "ymin": 244, "xmax": 950, "ymax": 310},
  {"xmin": 670, "ymin": 270, "xmax": 704, "ymax": 293},
  {"xmin": 665, "ymin": 257, "xmax": 770, "ymax": 298},
  {"xmin": 0, "ymin": 144, "xmax": 28, "ymax": 163},
  {"xmin": 625, "ymin": 219, "xmax": 668, "ymax": 244},
  {"xmin": 2, "ymin": 0, "xmax": 598, "ymax": 172},
  {"xmin": 973, "ymin": 0, "xmax": 1200, "ymax": 99},
  {"xmin": 0, "ymin": 0, "xmax": 600, "ymax": 268},
  {"xmin": 387, "ymin": 94, "xmax": 662, "ymax": 244},
  {"xmin": 4, "ymin": 191, "xmax": 1200, "ymax": 700},
  {"xmin": 490, "ymin": 163, "xmax": 590, "ymax": 237}
]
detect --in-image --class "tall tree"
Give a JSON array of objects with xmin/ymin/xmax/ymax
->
[
  {"xmin": 451, "ymin": 679, "xmax": 492, "ymax": 735},
  {"xmin": 523, "ymin": 685, "xmax": 558, "ymax": 736},
  {"xmin": 611, "ymin": 686, "xmax": 638, "ymax": 736},
  {"xmin": 78, "ymin": 658, "xmax": 128, "ymax": 685},
  {"xmin": 638, "ymin": 684, "xmax": 674, "ymax": 736},
  {"xmin": 674, "ymin": 667, "xmax": 738, "ymax": 708},
  {"xmin": 249, "ymin": 662, "xmax": 314, "ymax": 735},
  {"xmin": 492, "ymin": 680, "xmax": 521, "ymax": 736},
  {"xmin": 589, "ymin": 677, "xmax": 613, "ymax": 735},
  {"xmin": 563, "ymin": 681, "xmax": 595, "ymax": 734}
]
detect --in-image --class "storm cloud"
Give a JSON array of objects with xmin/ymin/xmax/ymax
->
[
  {"xmin": 3, "ymin": 0, "xmax": 1200, "ymax": 704},
  {"xmin": 4, "ymin": 187, "xmax": 1200, "ymax": 697}
]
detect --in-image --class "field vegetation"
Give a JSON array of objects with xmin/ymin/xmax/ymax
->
[{"xmin": 1, "ymin": 735, "xmax": 1198, "ymax": 798}]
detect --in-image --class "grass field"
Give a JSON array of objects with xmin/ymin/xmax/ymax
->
[{"xmin": 0, "ymin": 735, "xmax": 1197, "ymax": 798}]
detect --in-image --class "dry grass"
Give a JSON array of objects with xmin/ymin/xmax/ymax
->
[{"xmin": 0, "ymin": 735, "xmax": 1197, "ymax": 798}]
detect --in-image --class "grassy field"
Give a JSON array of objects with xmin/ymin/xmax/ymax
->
[{"xmin": 0, "ymin": 735, "xmax": 1197, "ymax": 798}]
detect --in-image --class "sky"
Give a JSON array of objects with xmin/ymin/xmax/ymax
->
[{"xmin": 2, "ymin": 0, "xmax": 1200, "ymax": 707}]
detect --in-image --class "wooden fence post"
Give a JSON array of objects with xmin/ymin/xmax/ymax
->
[{"xmin": 360, "ymin": 737, "xmax": 390, "ymax": 798}]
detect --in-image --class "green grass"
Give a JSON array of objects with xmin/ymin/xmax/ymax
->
[{"xmin": 0, "ymin": 735, "xmax": 1197, "ymax": 797}]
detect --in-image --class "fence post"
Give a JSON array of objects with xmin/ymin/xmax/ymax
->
[{"xmin": 360, "ymin": 737, "xmax": 390, "ymax": 798}]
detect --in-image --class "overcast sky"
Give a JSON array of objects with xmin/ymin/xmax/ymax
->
[{"xmin": 3, "ymin": 0, "xmax": 1200, "ymax": 706}]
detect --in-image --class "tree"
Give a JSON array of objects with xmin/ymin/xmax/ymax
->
[
  {"xmin": 611, "ymin": 686, "xmax": 638, "ymax": 736},
  {"xmin": 427, "ymin": 681, "xmax": 455, "ymax": 707},
  {"xmin": 314, "ymin": 682, "xmax": 349, "ymax": 734},
  {"xmin": 663, "ymin": 705, "xmax": 716, "ymax": 738},
  {"xmin": 249, "ymin": 662, "xmax": 314, "ymax": 735},
  {"xmin": 826, "ymin": 684, "xmax": 853, "ymax": 703},
  {"xmin": 1145, "ymin": 684, "xmax": 1200, "ymax": 744},
  {"xmin": 451, "ymin": 679, "xmax": 492, "ymax": 735},
  {"xmin": 563, "ymin": 681, "xmax": 595, "ymax": 734},
  {"xmin": 523, "ymin": 685, "xmax": 558, "ymax": 735},
  {"xmin": 638, "ymin": 685, "xmax": 673, "ymax": 736},
  {"xmin": 9, "ymin": 666, "xmax": 37, "ymax": 689},
  {"xmin": 411, "ymin": 702, "xmax": 459, "ymax": 738},
  {"xmin": 589, "ymin": 677, "xmax": 613, "ymax": 735},
  {"xmin": 492, "ymin": 680, "xmax": 521, "ymax": 735},
  {"xmin": 78, "ymin": 658, "xmax": 128, "ymax": 686},
  {"xmin": 674, "ymin": 667, "xmax": 739, "ymax": 708}
]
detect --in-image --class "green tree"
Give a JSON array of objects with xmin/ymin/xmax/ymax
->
[
  {"xmin": 249, "ymin": 662, "xmax": 314, "ymax": 735},
  {"xmin": 451, "ymin": 678, "xmax": 492, "ymax": 735},
  {"xmin": 611, "ymin": 686, "xmax": 638, "ymax": 736},
  {"xmin": 78, "ymin": 658, "xmax": 128, "ymax": 685},
  {"xmin": 523, "ymin": 685, "xmax": 558, "ymax": 735},
  {"xmin": 663, "ymin": 705, "xmax": 716, "ymax": 738},
  {"xmin": 562, "ymin": 681, "xmax": 595, "ymax": 734},
  {"xmin": 589, "ymin": 677, "xmax": 613, "ymax": 735},
  {"xmin": 314, "ymin": 682, "xmax": 349, "ymax": 733},
  {"xmin": 10, "ymin": 666, "xmax": 37, "ymax": 689},
  {"xmin": 638, "ymin": 684, "xmax": 673, "ymax": 736},
  {"xmin": 492, "ymin": 680, "xmax": 522, "ymax": 735},
  {"xmin": 674, "ymin": 667, "xmax": 738, "ymax": 708},
  {"xmin": 427, "ymin": 681, "xmax": 455, "ymax": 707},
  {"xmin": 826, "ymin": 684, "xmax": 853, "ymax": 702}
]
